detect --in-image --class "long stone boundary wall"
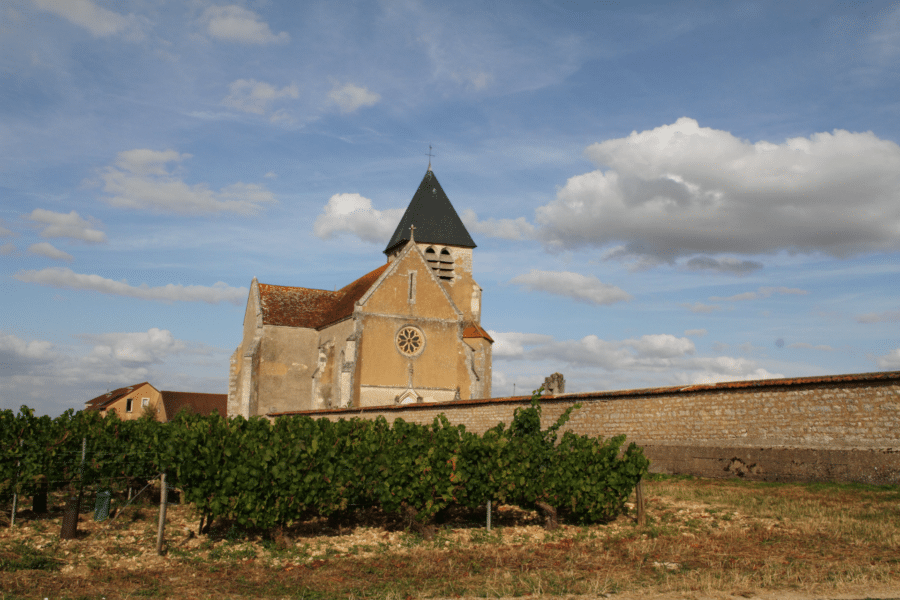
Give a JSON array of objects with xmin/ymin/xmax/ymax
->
[{"xmin": 270, "ymin": 371, "xmax": 900, "ymax": 485}]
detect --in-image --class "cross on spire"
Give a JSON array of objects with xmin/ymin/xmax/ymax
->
[
  {"xmin": 426, "ymin": 145, "xmax": 435, "ymax": 171},
  {"xmin": 409, "ymin": 224, "xmax": 416, "ymax": 241}
]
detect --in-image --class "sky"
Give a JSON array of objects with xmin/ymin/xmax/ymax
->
[{"xmin": 2, "ymin": 0, "xmax": 899, "ymax": 417}]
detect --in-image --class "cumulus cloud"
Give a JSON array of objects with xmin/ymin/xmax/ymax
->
[
  {"xmin": 222, "ymin": 79, "xmax": 299, "ymax": 118},
  {"xmin": 679, "ymin": 357, "xmax": 783, "ymax": 385},
  {"xmin": 313, "ymin": 193, "xmax": 404, "ymax": 244},
  {"xmin": 201, "ymin": 5, "xmax": 288, "ymax": 44},
  {"xmin": 876, "ymin": 348, "xmax": 900, "ymax": 370},
  {"xmin": 856, "ymin": 308, "xmax": 900, "ymax": 323},
  {"xmin": 460, "ymin": 209, "xmax": 535, "ymax": 240},
  {"xmin": 509, "ymin": 269, "xmax": 632, "ymax": 305},
  {"xmin": 31, "ymin": 0, "xmax": 145, "ymax": 39},
  {"xmin": 25, "ymin": 209, "xmax": 106, "ymax": 243},
  {"xmin": 488, "ymin": 332, "xmax": 554, "ymax": 359},
  {"xmin": 491, "ymin": 331, "xmax": 695, "ymax": 369},
  {"xmin": 80, "ymin": 328, "xmax": 186, "ymax": 365},
  {"xmin": 328, "ymin": 83, "xmax": 380, "ymax": 114},
  {"xmin": 710, "ymin": 286, "xmax": 808, "ymax": 302},
  {"xmin": 27, "ymin": 242, "xmax": 73, "ymax": 262},
  {"xmin": 684, "ymin": 256, "xmax": 763, "ymax": 275},
  {"xmin": 14, "ymin": 267, "xmax": 247, "ymax": 305},
  {"xmin": 537, "ymin": 118, "xmax": 900, "ymax": 263},
  {"xmin": 0, "ymin": 329, "xmax": 227, "ymax": 415},
  {"xmin": 97, "ymin": 149, "xmax": 275, "ymax": 214}
]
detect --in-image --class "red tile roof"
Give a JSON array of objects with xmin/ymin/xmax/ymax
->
[
  {"xmin": 463, "ymin": 324, "xmax": 494, "ymax": 343},
  {"xmin": 84, "ymin": 382, "xmax": 151, "ymax": 411},
  {"xmin": 258, "ymin": 263, "xmax": 389, "ymax": 330},
  {"xmin": 160, "ymin": 391, "xmax": 227, "ymax": 419}
]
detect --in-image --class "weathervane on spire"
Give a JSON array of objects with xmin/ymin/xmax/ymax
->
[{"xmin": 426, "ymin": 145, "xmax": 435, "ymax": 171}]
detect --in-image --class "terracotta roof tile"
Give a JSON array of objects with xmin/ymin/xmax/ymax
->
[
  {"xmin": 160, "ymin": 391, "xmax": 227, "ymax": 419},
  {"xmin": 463, "ymin": 324, "xmax": 494, "ymax": 343},
  {"xmin": 258, "ymin": 263, "xmax": 389, "ymax": 330},
  {"xmin": 85, "ymin": 382, "xmax": 150, "ymax": 411}
]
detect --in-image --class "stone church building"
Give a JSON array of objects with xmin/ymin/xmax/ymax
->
[{"xmin": 228, "ymin": 169, "xmax": 493, "ymax": 418}]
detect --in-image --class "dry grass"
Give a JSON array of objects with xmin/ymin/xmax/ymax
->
[{"xmin": 1, "ymin": 475, "xmax": 898, "ymax": 599}]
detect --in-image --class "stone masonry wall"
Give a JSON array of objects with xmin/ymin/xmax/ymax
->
[{"xmin": 272, "ymin": 372, "xmax": 900, "ymax": 485}]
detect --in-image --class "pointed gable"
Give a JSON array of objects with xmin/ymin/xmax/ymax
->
[
  {"xmin": 384, "ymin": 170, "xmax": 476, "ymax": 255},
  {"xmin": 361, "ymin": 240, "xmax": 460, "ymax": 320}
]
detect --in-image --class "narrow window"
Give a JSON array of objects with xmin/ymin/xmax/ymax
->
[
  {"xmin": 142, "ymin": 398, "xmax": 149, "ymax": 408},
  {"xmin": 408, "ymin": 272, "xmax": 416, "ymax": 301},
  {"xmin": 439, "ymin": 248, "xmax": 454, "ymax": 281},
  {"xmin": 126, "ymin": 398, "xmax": 133, "ymax": 413}
]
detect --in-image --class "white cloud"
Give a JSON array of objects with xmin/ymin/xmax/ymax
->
[
  {"xmin": 682, "ymin": 302, "xmax": 721, "ymax": 313},
  {"xmin": 684, "ymin": 256, "xmax": 763, "ymax": 275},
  {"xmin": 313, "ymin": 193, "xmax": 404, "ymax": 244},
  {"xmin": 30, "ymin": 0, "xmax": 145, "ymax": 39},
  {"xmin": 684, "ymin": 329, "xmax": 707, "ymax": 337},
  {"xmin": 461, "ymin": 209, "xmax": 535, "ymax": 240},
  {"xmin": 491, "ymin": 331, "xmax": 695, "ymax": 369},
  {"xmin": 679, "ymin": 357, "xmax": 784, "ymax": 385},
  {"xmin": 0, "ymin": 329, "xmax": 227, "ymax": 416},
  {"xmin": 537, "ymin": 118, "xmax": 900, "ymax": 262},
  {"xmin": 856, "ymin": 308, "xmax": 900, "ymax": 323},
  {"xmin": 25, "ymin": 209, "xmax": 106, "ymax": 243},
  {"xmin": 14, "ymin": 267, "xmax": 247, "ymax": 305},
  {"xmin": 201, "ymin": 5, "xmax": 288, "ymax": 44},
  {"xmin": 787, "ymin": 342, "xmax": 834, "ymax": 351},
  {"xmin": 710, "ymin": 286, "xmax": 808, "ymax": 302},
  {"xmin": 97, "ymin": 149, "xmax": 275, "ymax": 214},
  {"xmin": 328, "ymin": 83, "xmax": 380, "ymax": 114},
  {"xmin": 509, "ymin": 269, "xmax": 632, "ymax": 305},
  {"xmin": 81, "ymin": 328, "xmax": 186, "ymax": 365},
  {"xmin": 1, "ymin": 243, "xmax": 15, "ymax": 256},
  {"xmin": 222, "ymin": 79, "xmax": 299, "ymax": 118},
  {"xmin": 876, "ymin": 348, "xmax": 900, "ymax": 370},
  {"xmin": 487, "ymin": 332, "xmax": 554, "ymax": 359},
  {"xmin": 27, "ymin": 242, "xmax": 73, "ymax": 262}
]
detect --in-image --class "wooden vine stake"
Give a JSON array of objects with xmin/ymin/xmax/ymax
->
[
  {"xmin": 636, "ymin": 477, "xmax": 646, "ymax": 527},
  {"xmin": 156, "ymin": 472, "xmax": 168, "ymax": 555}
]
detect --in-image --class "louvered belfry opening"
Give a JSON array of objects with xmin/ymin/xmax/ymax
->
[{"xmin": 438, "ymin": 248, "xmax": 454, "ymax": 281}]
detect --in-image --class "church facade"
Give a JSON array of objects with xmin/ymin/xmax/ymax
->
[{"xmin": 227, "ymin": 169, "xmax": 493, "ymax": 418}]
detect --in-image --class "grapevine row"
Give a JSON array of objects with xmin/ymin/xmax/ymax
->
[{"xmin": 1, "ymin": 391, "xmax": 649, "ymax": 534}]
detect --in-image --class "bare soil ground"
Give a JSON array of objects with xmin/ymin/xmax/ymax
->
[{"xmin": 1, "ymin": 476, "xmax": 898, "ymax": 599}]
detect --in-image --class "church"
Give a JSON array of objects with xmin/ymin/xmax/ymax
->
[{"xmin": 227, "ymin": 169, "xmax": 493, "ymax": 418}]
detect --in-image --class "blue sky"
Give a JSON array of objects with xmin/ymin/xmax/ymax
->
[{"xmin": 2, "ymin": 0, "xmax": 899, "ymax": 417}]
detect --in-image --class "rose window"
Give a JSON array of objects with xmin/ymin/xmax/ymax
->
[{"xmin": 396, "ymin": 326, "xmax": 424, "ymax": 357}]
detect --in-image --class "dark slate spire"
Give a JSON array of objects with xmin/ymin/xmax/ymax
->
[{"xmin": 384, "ymin": 170, "xmax": 476, "ymax": 255}]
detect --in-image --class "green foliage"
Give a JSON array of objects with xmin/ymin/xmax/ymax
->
[{"xmin": 2, "ymin": 389, "xmax": 649, "ymax": 529}]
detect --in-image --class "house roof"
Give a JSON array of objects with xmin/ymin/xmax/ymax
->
[
  {"xmin": 84, "ymin": 382, "xmax": 152, "ymax": 411},
  {"xmin": 463, "ymin": 324, "xmax": 494, "ymax": 343},
  {"xmin": 258, "ymin": 263, "xmax": 389, "ymax": 330},
  {"xmin": 160, "ymin": 391, "xmax": 227, "ymax": 418},
  {"xmin": 384, "ymin": 170, "xmax": 476, "ymax": 255}
]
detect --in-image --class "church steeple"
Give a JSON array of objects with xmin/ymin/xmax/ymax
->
[{"xmin": 384, "ymin": 170, "xmax": 476, "ymax": 256}]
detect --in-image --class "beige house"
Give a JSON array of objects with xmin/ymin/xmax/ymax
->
[
  {"xmin": 84, "ymin": 382, "xmax": 162, "ymax": 420},
  {"xmin": 228, "ymin": 169, "xmax": 493, "ymax": 417},
  {"xmin": 84, "ymin": 383, "xmax": 226, "ymax": 421}
]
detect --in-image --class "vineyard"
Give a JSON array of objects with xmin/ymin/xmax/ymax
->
[{"xmin": 0, "ymin": 390, "xmax": 649, "ymax": 539}]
